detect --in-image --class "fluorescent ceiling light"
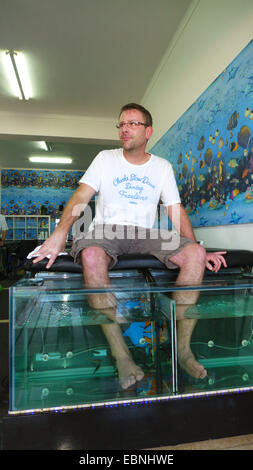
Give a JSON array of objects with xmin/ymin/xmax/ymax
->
[
  {"xmin": 2, "ymin": 50, "xmax": 32, "ymax": 100},
  {"xmin": 29, "ymin": 156, "xmax": 72, "ymax": 164}
]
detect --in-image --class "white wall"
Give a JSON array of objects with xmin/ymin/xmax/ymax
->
[{"xmin": 143, "ymin": 0, "xmax": 253, "ymax": 250}]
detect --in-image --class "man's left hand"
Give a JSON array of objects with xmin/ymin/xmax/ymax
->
[{"xmin": 206, "ymin": 251, "xmax": 227, "ymax": 272}]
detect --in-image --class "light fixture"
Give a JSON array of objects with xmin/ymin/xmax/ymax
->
[
  {"xmin": 39, "ymin": 141, "xmax": 53, "ymax": 151},
  {"xmin": 2, "ymin": 50, "xmax": 32, "ymax": 100},
  {"xmin": 29, "ymin": 156, "xmax": 72, "ymax": 164}
]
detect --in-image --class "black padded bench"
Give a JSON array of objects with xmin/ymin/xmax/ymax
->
[{"xmin": 24, "ymin": 249, "xmax": 253, "ymax": 277}]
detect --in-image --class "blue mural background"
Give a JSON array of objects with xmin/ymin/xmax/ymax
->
[
  {"xmin": 151, "ymin": 40, "xmax": 253, "ymax": 228},
  {"xmin": 1, "ymin": 169, "xmax": 84, "ymax": 216}
]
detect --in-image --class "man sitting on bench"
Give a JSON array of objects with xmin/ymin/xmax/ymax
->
[{"xmin": 32, "ymin": 103, "xmax": 227, "ymax": 389}]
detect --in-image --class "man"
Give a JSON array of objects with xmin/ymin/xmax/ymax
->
[
  {"xmin": 33, "ymin": 103, "xmax": 227, "ymax": 389},
  {"xmin": 0, "ymin": 214, "xmax": 8, "ymax": 246}
]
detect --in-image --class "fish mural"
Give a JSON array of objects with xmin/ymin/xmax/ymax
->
[
  {"xmin": 151, "ymin": 40, "xmax": 253, "ymax": 227},
  {"xmin": 1, "ymin": 169, "xmax": 84, "ymax": 222}
]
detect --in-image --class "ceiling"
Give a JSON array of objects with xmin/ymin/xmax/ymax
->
[{"xmin": 0, "ymin": 0, "xmax": 192, "ymax": 170}]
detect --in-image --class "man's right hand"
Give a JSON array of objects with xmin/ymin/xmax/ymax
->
[
  {"xmin": 32, "ymin": 229, "xmax": 67, "ymax": 269},
  {"xmin": 31, "ymin": 182, "xmax": 95, "ymax": 269}
]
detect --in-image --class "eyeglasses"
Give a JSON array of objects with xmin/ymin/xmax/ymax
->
[{"xmin": 116, "ymin": 121, "xmax": 148, "ymax": 129}]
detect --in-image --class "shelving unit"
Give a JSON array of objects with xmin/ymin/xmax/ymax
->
[{"xmin": 5, "ymin": 215, "xmax": 51, "ymax": 240}]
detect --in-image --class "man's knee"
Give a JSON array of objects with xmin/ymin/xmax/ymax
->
[
  {"xmin": 183, "ymin": 242, "xmax": 206, "ymax": 265},
  {"xmin": 81, "ymin": 246, "xmax": 110, "ymax": 270},
  {"xmin": 171, "ymin": 242, "xmax": 206, "ymax": 268}
]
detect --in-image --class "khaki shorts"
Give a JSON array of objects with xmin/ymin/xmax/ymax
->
[{"xmin": 70, "ymin": 224, "xmax": 193, "ymax": 270}]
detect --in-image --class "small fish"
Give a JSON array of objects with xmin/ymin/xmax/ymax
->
[
  {"xmin": 228, "ymin": 158, "xmax": 238, "ymax": 168},
  {"xmin": 92, "ymin": 360, "xmax": 102, "ymax": 375},
  {"xmin": 242, "ymin": 169, "xmax": 249, "ymax": 178},
  {"xmin": 217, "ymin": 151, "xmax": 222, "ymax": 158},
  {"xmin": 229, "ymin": 189, "xmax": 239, "ymax": 199},
  {"xmin": 227, "ymin": 111, "xmax": 239, "ymax": 131},
  {"xmin": 230, "ymin": 141, "xmax": 239, "ymax": 152},
  {"xmin": 198, "ymin": 174, "xmax": 205, "ymax": 182},
  {"xmin": 245, "ymin": 107, "xmax": 250, "ymax": 118},
  {"xmin": 218, "ymin": 137, "xmax": 224, "ymax": 149}
]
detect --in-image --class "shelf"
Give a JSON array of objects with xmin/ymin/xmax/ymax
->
[{"xmin": 6, "ymin": 215, "xmax": 51, "ymax": 240}]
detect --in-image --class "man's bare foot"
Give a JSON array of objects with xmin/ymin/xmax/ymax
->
[
  {"xmin": 178, "ymin": 349, "xmax": 207, "ymax": 379},
  {"xmin": 116, "ymin": 356, "xmax": 144, "ymax": 390}
]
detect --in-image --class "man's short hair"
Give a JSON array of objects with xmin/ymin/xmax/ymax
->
[{"xmin": 119, "ymin": 103, "xmax": 153, "ymax": 127}]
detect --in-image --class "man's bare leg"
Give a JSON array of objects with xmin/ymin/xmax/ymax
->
[
  {"xmin": 81, "ymin": 247, "xmax": 144, "ymax": 389},
  {"xmin": 169, "ymin": 243, "xmax": 207, "ymax": 379}
]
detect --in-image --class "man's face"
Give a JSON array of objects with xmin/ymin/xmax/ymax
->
[{"xmin": 118, "ymin": 109, "xmax": 152, "ymax": 152}]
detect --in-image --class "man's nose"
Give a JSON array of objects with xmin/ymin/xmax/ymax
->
[{"xmin": 120, "ymin": 123, "xmax": 129, "ymax": 130}]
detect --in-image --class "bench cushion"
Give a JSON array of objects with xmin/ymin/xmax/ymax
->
[{"xmin": 24, "ymin": 249, "xmax": 253, "ymax": 274}]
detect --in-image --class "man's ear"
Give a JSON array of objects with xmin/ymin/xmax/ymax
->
[{"xmin": 146, "ymin": 126, "xmax": 153, "ymax": 140}]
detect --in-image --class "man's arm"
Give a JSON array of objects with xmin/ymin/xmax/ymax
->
[
  {"xmin": 33, "ymin": 183, "xmax": 95, "ymax": 269},
  {"xmin": 167, "ymin": 203, "xmax": 196, "ymax": 241},
  {"xmin": 167, "ymin": 203, "xmax": 227, "ymax": 272}
]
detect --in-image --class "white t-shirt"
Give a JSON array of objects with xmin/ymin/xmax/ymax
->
[
  {"xmin": 79, "ymin": 148, "xmax": 180, "ymax": 229},
  {"xmin": 0, "ymin": 214, "xmax": 8, "ymax": 236}
]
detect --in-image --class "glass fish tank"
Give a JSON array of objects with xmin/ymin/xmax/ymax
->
[
  {"xmin": 9, "ymin": 271, "xmax": 177, "ymax": 413},
  {"xmin": 9, "ymin": 269, "xmax": 253, "ymax": 414},
  {"xmin": 151, "ymin": 268, "xmax": 253, "ymax": 395}
]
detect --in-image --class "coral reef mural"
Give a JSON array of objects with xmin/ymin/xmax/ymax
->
[
  {"xmin": 151, "ymin": 40, "xmax": 253, "ymax": 227},
  {"xmin": 1, "ymin": 169, "xmax": 84, "ymax": 216}
]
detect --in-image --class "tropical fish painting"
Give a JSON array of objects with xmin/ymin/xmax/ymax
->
[
  {"xmin": 151, "ymin": 40, "xmax": 253, "ymax": 227},
  {"xmin": 1, "ymin": 169, "xmax": 84, "ymax": 219}
]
